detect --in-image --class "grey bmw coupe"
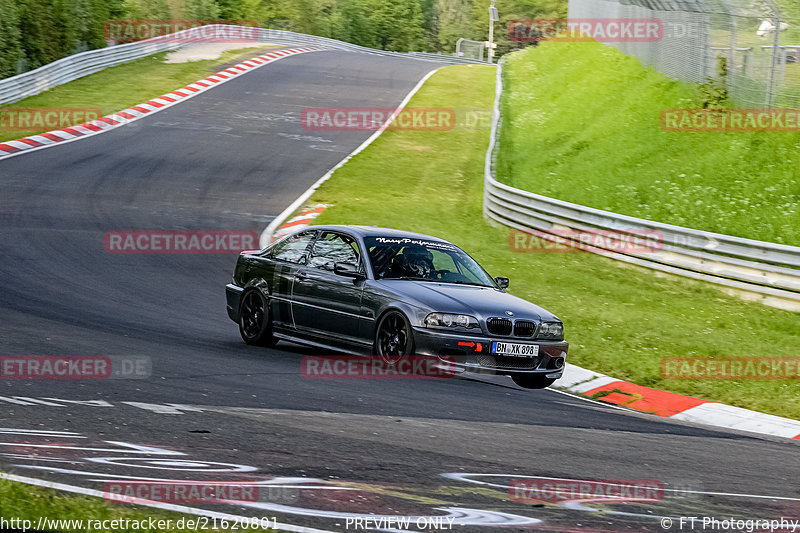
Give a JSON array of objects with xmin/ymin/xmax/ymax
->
[{"xmin": 225, "ymin": 225, "xmax": 568, "ymax": 388}]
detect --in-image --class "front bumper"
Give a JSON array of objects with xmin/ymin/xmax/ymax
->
[{"xmin": 412, "ymin": 327, "xmax": 568, "ymax": 378}]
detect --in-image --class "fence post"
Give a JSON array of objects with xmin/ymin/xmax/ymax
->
[{"xmin": 764, "ymin": 0, "xmax": 782, "ymax": 108}]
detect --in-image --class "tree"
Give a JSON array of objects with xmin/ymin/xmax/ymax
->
[
  {"xmin": 420, "ymin": 0, "xmax": 438, "ymax": 51},
  {"xmin": 437, "ymin": 0, "xmax": 473, "ymax": 52},
  {"xmin": 121, "ymin": 0, "xmax": 171, "ymax": 19},
  {"xmin": 18, "ymin": 0, "xmax": 62, "ymax": 69},
  {"xmin": 216, "ymin": 0, "xmax": 243, "ymax": 19},
  {"xmin": 58, "ymin": 0, "xmax": 95, "ymax": 53},
  {"xmin": 336, "ymin": 0, "xmax": 376, "ymax": 47},
  {"xmin": 0, "ymin": 0, "xmax": 23, "ymax": 78},
  {"xmin": 183, "ymin": 0, "xmax": 220, "ymax": 20},
  {"xmin": 375, "ymin": 0, "xmax": 425, "ymax": 51},
  {"xmin": 467, "ymin": 0, "xmax": 567, "ymax": 56}
]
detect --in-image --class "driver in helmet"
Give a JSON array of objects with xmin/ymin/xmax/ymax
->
[{"xmin": 399, "ymin": 244, "xmax": 435, "ymax": 279}]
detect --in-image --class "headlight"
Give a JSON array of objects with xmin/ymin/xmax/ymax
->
[
  {"xmin": 424, "ymin": 313, "xmax": 480, "ymax": 330},
  {"xmin": 538, "ymin": 322, "xmax": 564, "ymax": 340}
]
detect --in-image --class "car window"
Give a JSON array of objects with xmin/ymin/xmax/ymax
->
[
  {"xmin": 271, "ymin": 231, "xmax": 315, "ymax": 264},
  {"xmin": 431, "ymin": 249, "xmax": 457, "ymax": 272},
  {"xmin": 308, "ymin": 232, "xmax": 360, "ymax": 271},
  {"xmin": 365, "ymin": 236, "xmax": 494, "ymax": 287}
]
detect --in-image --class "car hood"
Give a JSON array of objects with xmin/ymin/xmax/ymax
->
[{"xmin": 374, "ymin": 280, "xmax": 560, "ymax": 322}]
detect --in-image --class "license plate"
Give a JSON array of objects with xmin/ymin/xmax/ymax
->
[{"xmin": 491, "ymin": 342, "xmax": 539, "ymax": 357}]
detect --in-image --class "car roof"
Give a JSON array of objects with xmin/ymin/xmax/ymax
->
[{"xmin": 308, "ymin": 225, "xmax": 453, "ymax": 245}]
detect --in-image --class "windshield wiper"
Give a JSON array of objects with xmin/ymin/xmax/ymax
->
[
  {"xmin": 381, "ymin": 277, "xmax": 490, "ymax": 287},
  {"xmin": 443, "ymin": 280, "xmax": 491, "ymax": 287}
]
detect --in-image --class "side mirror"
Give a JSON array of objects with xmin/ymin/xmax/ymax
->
[
  {"xmin": 494, "ymin": 276, "xmax": 510, "ymax": 289},
  {"xmin": 334, "ymin": 262, "xmax": 365, "ymax": 279}
]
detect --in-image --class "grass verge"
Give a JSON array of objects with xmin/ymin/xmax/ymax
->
[
  {"xmin": 496, "ymin": 42, "xmax": 800, "ymax": 246},
  {"xmin": 0, "ymin": 46, "xmax": 279, "ymax": 144},
  {"xmin": 309, "ymin": 63, "xmax": 800, "ymax": 420},
  {"xmin": 0, "ymin": 477, "xmax": 272, "ymax": 532}
]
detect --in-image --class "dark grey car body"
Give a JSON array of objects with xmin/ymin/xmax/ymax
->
[{"xmin": 226, "ymin": 225, "xmax": 568, "ymax": 382}]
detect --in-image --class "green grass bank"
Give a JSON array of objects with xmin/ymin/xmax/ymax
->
[{"xmin": 309, "ymin": 63, "xmax": 800, "ymax": 420}]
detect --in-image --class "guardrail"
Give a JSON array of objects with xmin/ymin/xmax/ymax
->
[
  {"xmin": 0, "ymin": 25, "xmax": 484, "ymax": 106},
  {"xmin": 483, "ymin": 59, "xmax": 800, "ymax": 312},
  {"xmin": 254, "ymin": 28, "xmax": 485, "ymax": 65},
  {"xmin": 0, "ymin": 39, "xmax": 181, "ymax": 106}
]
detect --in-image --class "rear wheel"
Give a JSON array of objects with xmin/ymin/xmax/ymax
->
[
  {"xmin": 375, "ymin": 311, "xmax": 414, "ymax": 364},
  {"xmin": 239, "ymin": 290, "xmax": 276, "ymax": 346},
  {"xmin": 512, "ymin": 374, "xmax": 556, "ymax": 389}
]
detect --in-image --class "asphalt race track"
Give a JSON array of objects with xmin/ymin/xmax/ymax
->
[{"xmin": 0, "ymin": 50, "xmax": 797, "ymax": 532}]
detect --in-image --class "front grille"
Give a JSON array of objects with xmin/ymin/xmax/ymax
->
[
  {"xmin": 487, "ymin": 317, "xmax": 513, "ymax": 336},
  {"xmin": 475, "ymin": 354, "xmax": 540, "ymax": 370},
  {"xmin": 514, "ymin": 320, "xmax": 536, "ymax": 337}
]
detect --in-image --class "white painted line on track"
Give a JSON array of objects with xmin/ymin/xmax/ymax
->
[
  {"xmin": 544, "ymin": 386, "xmax": 629, "ymax": 412},
  {"xmin": 0, "ymin": 472, "xmax": 339, "ymax": 533}
]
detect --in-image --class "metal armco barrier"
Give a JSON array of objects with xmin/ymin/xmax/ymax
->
[
  {"xmin": 0, "ymin": 40, "xmax": 180, "ymax": 106},
  {"xmin": 0, "ymin": 25, "xmax": 484, "ymax": 106},
  {"xmin": 483, "ymin": 60, "xmax": 800, "ymax": 312}
]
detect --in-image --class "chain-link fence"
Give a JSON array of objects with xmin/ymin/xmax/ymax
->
[
  {"xmin": 456, "ymin": 38, "xmax": 487, "ymax": 61},
  {"xmin": 568, "ymin": 0, "xmax": 800, "ymax": 108}
]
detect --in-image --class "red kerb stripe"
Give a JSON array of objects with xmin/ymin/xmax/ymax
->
[{"xmin": 18, "ymin": 138, "xmax": 43, "ymax": 147}]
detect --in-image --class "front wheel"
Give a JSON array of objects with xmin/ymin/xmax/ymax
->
[
  {"xmin": 375, "ymin": 311, "xmax": 414, "ymax": 364},
  {"xmin": 512, "ymin": 374, "xmax": 556, "ymax": 389},
  {"xmin": 239, "ymin": 290, "xmax": 276, "ymax": 346}
]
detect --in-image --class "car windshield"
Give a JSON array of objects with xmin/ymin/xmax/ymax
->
[{"xmin": 365, "ymin": 236, "xmax": 495, "ymax": 287}]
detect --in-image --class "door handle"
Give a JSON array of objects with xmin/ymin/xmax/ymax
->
[{"xmin": 296, "ymin": 271, "xmax": 308, "ymax": 279}]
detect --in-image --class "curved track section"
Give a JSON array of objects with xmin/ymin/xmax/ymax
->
[{"xmin": 0, "ymin": 51, "xmax": 797, "ymax": 532}]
